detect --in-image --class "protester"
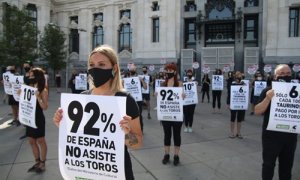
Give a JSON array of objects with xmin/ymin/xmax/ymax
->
[
  {"xmin": 250, "ymin": 71, "xmax": 264, "ymax": 115},
  {"xmin": 226, "ymin": 71, "xmax": 246, "ymax": 139},
  {"xmin": 141, "ymin": 66, "xmax": 152, "ymax": 119},
  {"xmin": 160, "ymin": 63, "xmax": 183, "ymax": 166},
  {"xmin": 53, "ymin": 45, "xmax": 143, "ymax": 179},
  {"xmin": 7, "ymin": 65, "xmax": 20, "ymax": 126},
  {"xmin": 126, "ymin": 64, "xmax": 147, "ymax": 132},
  {"xmin": 183, "ymin": 69, "xmax": 196, "ymax": 133},
  {"xmin": 26, "ymin": 67, "xmax": 48, "ymax": 173},
  {"xmin": 55, "ymin": 71, "xmax": 61, "ymax": 93},
  {"xmin": 201, "ymin": 73, "xmax": 210, "ymax": 103},
  {"xmin": 212, "ymin": 69, "xmax": 223, "ymax": 113},
  {"xmin": 255, "ymin": 64, "xmax": 298, "ymax": 180},
  {"xmin": 68, "ymin": 70, "xmax": 78, "ymax": 93}
]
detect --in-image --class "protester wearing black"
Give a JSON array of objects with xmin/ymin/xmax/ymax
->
[
  {"xmin": 183, "ymin": 69, "xmax": 196, "ymax": 133},
  {"xmin": 250, "ymin": 71, "xmax": 265, "ymax": 115},
  {"xmin": 226, "ymin": 71, "xmax": 245, "ymax": 139},
  {"xmin": 201, "ymin": 74, "xmax": 210, "ymax": 103},
  {"xmin": 212, "ymin": 69, "xmax": 223, "ymax": 113},
  {"xmin": 255, "ymin": 64, "xmax": 297, "ymax": 180}
]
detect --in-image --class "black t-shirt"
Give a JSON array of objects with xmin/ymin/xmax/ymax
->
[{"xmin": 259, "ymin": 87, "xmax": 297, "ymax": 139}]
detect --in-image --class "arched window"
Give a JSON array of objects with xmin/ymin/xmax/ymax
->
[
  {"xmin": 93, "ymin": 26, "xmax": 104, "ymax": 49},
  {"xmin": 92, "ymin": 13, "xmax": 104, "ymax": 49},
  {"xmin": 119, "ymin": 24, "xmax": 132, "ymax": 52},
  {"xmin": 244, "ymin": 0, "xmax": 258, "ymax": 7}
]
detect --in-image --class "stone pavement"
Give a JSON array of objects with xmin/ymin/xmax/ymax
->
[{"xmin": 0, "ymin": 87, "xmax": 299, "ymax": 180}]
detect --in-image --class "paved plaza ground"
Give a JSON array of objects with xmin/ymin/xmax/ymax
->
[{"xmin": 0, "ymin": 87, "xmax": 299, "ymax": 180}]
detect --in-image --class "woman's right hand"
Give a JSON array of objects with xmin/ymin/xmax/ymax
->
[{"xmin": 53, "ymin": 108, "xmax": 63, "ymax": 127}]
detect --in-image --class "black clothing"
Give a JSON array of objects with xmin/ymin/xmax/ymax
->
[
  {"xmin": 183, "ymin": 104, "xmax": 196, "ymax": 127},
  {"xmin": 26, "ymin": 97, "xmax": 45, "ymax": 138},
  {"xmin": 8, "ymin": 95, "xmax": 18, "ymax": 105},
  {"xmin": 259, "ymin": 87, "xmax": 298, "ymax": 180},
  {"xmin": 212, "ymin": 90, "xmax": 222, "ymax": 109},
  {"xmin": 81, "ymin": 90, "xmax": 139, "ymax": 180},
  {"xmin": 162, "ymin": 121, "xmax": 183, "ymax": 146},
  {"xmin": 227, "ymin": 81, "xmax": 246, "ymax": 122},
  {"xmin": 55, "ymin": 75, "xmax": 61, "ymax": 88}
]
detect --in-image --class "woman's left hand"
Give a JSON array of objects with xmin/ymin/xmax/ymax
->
[{"xmin": 119, "ymin": 115, "xmax": 132, "ymax": 134}]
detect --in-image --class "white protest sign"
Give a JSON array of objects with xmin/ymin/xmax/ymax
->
[
  {"xmin": 202, "ymin": 65, "xmax": 210, "ymax": 74},
  {"xmin": 230, "ymin": 85, "xmax": 249, "ymax": 110},
  {"xmin": 156, "ymin": 87, "xmax": 183, "ymax": 121},
  {"xmin": 212, "ymin": 75, "xmax": 224, "ymax": 90},
  {"xmin": 139, "ymin": 75, "xmax": 150, "ymax": 94},
  {"xmin": 192, "ymin": 62, "xmax": 199, "ymax": 69},
  {"xmin": 2, "ymin": 72, "xmax": 13, "ymax": 95},
  {"xmin": 223, "ymin": 65, "xmax": 231, "ymax": 73},
  {"xmin": 149, "ymin": 65, "xmax": 155, "ymax": 72},
  {"xmin": 267, "ymin": 82, "xmax": 300, "ymax": 133},
  {"xmin": 292, "ymin": 64, "xmax": 300, "ymax": 72},
  {"xmin": 59, "ymin": 94, "xmax": 126, "ymax": 180},
  {"xmin": 241, "ymin": 79, "xmax": 250, "ymax": 90},
  {"xmin": 254, "ymin": 81, "xmax": 267, "ymax": 96},
  {"xmin": 123, "ymin": 77, "xmax": 142, "ymax": 101},
  {"xmin": 11, "ymin": 75, "xmax": 24, "ymax": 101},
  {"xmin": 19, "ymin": 84, "xmax": 37, "ymax": 128},
  {"xmin": 264, "ymin": 64, "xmax": 272, "ymax": 73},
  {"xmin": 291, "ymin": 79, "xmax": 299, "ymax": 83},
  {"xmin": 183, "ymin": 82, "xmax": 198, "ymax": 105},
  {"xmin": 155, "ymin": 79, "xmax": 165, "ymax": 93},
  {"xmin": 75, "ymin": 74, "xmax": 87, "ymax": 90}
]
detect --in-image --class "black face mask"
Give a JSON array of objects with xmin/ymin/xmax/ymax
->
[
  {"xmin": 277, "ymin": 75, "xmax": 292, "ymax": 83},
  {"xmin": 24, "ymin": 67, "xmax": 30, "ymax": 72},
  {"xmin": 166, "ymin": 72, "xmax": 175, "ymax": 79},
  {"xmin": 188, "ymin": 75, "xmax": 193, "ymax": 79},
  {"xmin": 28, "ymin": 78, "xmax": 37, "ymax": 85},
  {"xmin": 10, "ymin": 70, "xmax": 15, "ymax": 74},
  {"xmin": 88, "ymin": 68, "xmax": 113, "ymax": 88},
  {"xmin": 143, "ymin": 71, "xmax": 147, "ymax": 74},
  {"xmin": 130, "ymin": 70, "xmax": 136, "ymax": 76}
]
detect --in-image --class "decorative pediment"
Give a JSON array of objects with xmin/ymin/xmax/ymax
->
[
  {"xmin": 120, "ymin": 15, "xmax": 131, "ymax": 25},
  {"xmin": 93, "ymin": 19, "xmax": 103, "ymax": 27},
  {"xmin": 70, "ymin": 20, "xmax": 78, "ymax": 29},
  {"xmin": 119, "ymin": 50, "xmax": 132, "ymax": 58},
  {"xmin": 69, "ymin": 52, "xmax": 79, "ymax": 61}
]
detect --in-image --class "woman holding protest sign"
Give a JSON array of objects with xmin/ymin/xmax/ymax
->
[
  {"xmin": 250, "ymin": 71, "xmax": 265, "ymax": 115},
  {"xmin": 201, "ymin": 73, "xmax": 210, "ymax": 103},
  {"xmin": 160, "ymin": 63, "xmax": 183, "ymax": 166},
  {"xmin": 53, "ymin": 45, "xmax": 143, "ymax": 180},
  {"xmin": 211, "ymin": 68, "xmax": 223, "ymax": 114},
  {"xmin": 226, "ymin": 71, "xmax": 246, "ymax": 139},
  {"xmin": 26, "ymin": 67, "xmax": 49, "ymax": 173}
]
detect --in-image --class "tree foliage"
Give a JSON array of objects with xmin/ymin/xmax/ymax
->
[
  {"xmin": 0, "ymin": 5, "xmax": 38, "ymax": 67},
  {"xmin": 39, "ymin": 24, "xmax": 67, "ymax": 72}
]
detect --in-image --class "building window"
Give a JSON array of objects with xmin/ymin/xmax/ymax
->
[
  {"xmin": 289, "ymin": 8, "xmax": 299, "ymax": 37},
  {"xmin": 152, "ymin": 18, "xmax": 159, "ymax": 42},
  {"xmin": 69, "ymin": 16, "xmax": 79, "ymax": 53},
  {"xmin": 185, "ymin": 1, "xmax": 197, "ymax": 12},
  {"xmin": 26, "ymin": 4, "xmax": 37, "ymax": 43},
  {"xmin": 119, "ymin": 24, "xmax": 132, "ymax": 52},
  {"xmin": 120, "ymin": 10, "xmax": 131, "ymax": 19},
  {"xmin": 152, "ymin": 1, "xmax": 159, "ymax": 11},
  {"xmin": 93, "ymin": 13, "xmax": 104, "ymax": 49},
  {"xmin": 244, "ymin": 0, "xmax": 258, "ymax": 7},
  {"xmin": 184, "ymin": 18, "xmax": 196, "ymax": 49},
  {"xmin": 244, "ymin": 15, "xmax": 258, "ymax": 41},
  {"xmin": 205, "ymin": 23, "xmax": 235, "ymax": 44}
]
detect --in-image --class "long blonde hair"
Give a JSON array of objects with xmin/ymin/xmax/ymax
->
[{"xmin": 88, "ymin": 45, "xmax": 124, "ymax": 92}]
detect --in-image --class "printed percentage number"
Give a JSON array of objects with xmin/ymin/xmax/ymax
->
[
  {"xmin": 68, "ymin": 101, "xmax": 115, "ymax": 136},
  {"xmin": 289, "ymin": 86, "xmax": 299, "ymax": 98},
  {"xmin": 160, "ymin": 89, "xmax": 173, "ymax": 101},
  {"xmin": 184, "ymin": 83, "xmax": 194, "ymax": 91},
  {"xmin": 23, "ymin": 88, "xmax": 35, "ymax": 101}
]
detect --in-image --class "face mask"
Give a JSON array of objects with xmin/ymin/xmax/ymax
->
[
  {"xmin": 130, "ymin": 70, "xmax": 136, "ymax": 75},
  {"xmin": 28, "ymin": 78, "xmax": 37, "ymax": 85},
  {"xmin": 88, "ymin": 68, "xmax": 113, "ymax": 88},
  {"xmin": 277, "ymin": 75, "xmax": 292, "ymax": 83},
  {"xmin": 166, "ymin": 72, "xmax": 175, "ymax": 79},
  {"xmin": 236, "ymin": 77, "xmax": 242, "ymax": 82},
  {"xmin": 10, "ymin": 70, "xmax": 15, "ymax": 73},
  {"xmin": 188, "ymin": 75, "xmax": 193, "ymax": 79},
  {"xmin": 257, "ymin": 77, "xmax": 262, "ymax": 81},
  {"xmin": 24, "ymin": 67, "xmax": 30, "ymax": 72},
  {"xmin": 143, "ymin": 71, "xmax": 147, "ymax": 74}
]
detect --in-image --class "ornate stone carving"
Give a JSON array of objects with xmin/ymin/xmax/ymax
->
[
  {"xmin": 205, "ymin": 0, "xmax": 235, "ymax": 16},
  {"xmin": 119, "ymin": 49, "xmax": 132, "ymax": 58},
  {"xmin": 93, "ymin": 19, "xmax": 103, "ymax": 27},
  {"xmin": 120, "ymin": 15, "xmax": 131, "ymax": 25},
  {"xmin": 70, "ymin": 20, "xmax": 78, "ymax": 29}
]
